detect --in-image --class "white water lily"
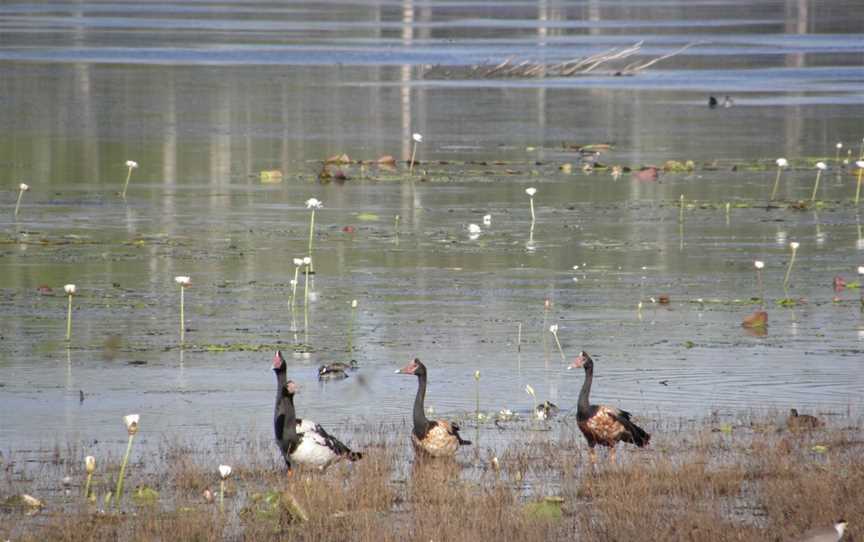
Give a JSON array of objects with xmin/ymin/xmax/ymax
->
[
  {"xmin": 474, "ymin": 370, "xmax": 480, "ymax": 380},
  {"xmin": 293, "ymin": 257, "xmax": 303, "ymax": 266},
  {"xmin": 836, "ymin": 142, "xmax": 843, "ymax": 149},
  {"xmin": 85, "ymin": 455, "xmax": 96, "ymax": 474},
  {"xmin": 790, "ymin": 241, "xmax": 800, "ymax": 250},
  {"xmin": 64, "ymin": 284, "xmax": 76, "ymax": 295},
  {"xmin": 525, "ymin": 187, "xmax": 537, "ymax": 197},
  {"xmin": 775, "ymin": 158, "xmax": 788, "ymax": 168},
  {"xmin": 174, "ymin": 276, "xmax": 190, "ymax": 285},
  {"xmin": 856, "ymin": 160, "xmax": 864, "ymax": 168},
  {"xmin": 412, "ymin": 133, "xmax": 423, "ymax": 143},
  {"xmin": 754, "ymin": 260, "xmax": 764, "ymax": 269},
  {"xmin": 482, "ymin": 214, "xmax": 491, "ymax": 226},
  {"xmin": 305, "ymin": 198, "xmax": 322, "ymax": 209},
  {"xmin": 123, "ymin": 414, "xmax": 140, "ymax": 435},
  {"xmin": 125, "ymin": 160, "xmax": 138, "ymax": 169},
  {"xmin": 351, "ymin": 299, "xmax": 358, "ymax": 308},
  {"xmin": 816, "ymin": 162, "xmax": 827, "ymax": 170},
  {"xmin": 549, "ymin": 324, "xmax": 558, "ymax": 333},
  {"xmin": 19, "ymin": 182, "xmax": 29, "ymax": 191},
  {"xmin": 303, "ymin": 256, "xmax": 312, "ymax": 265},
  {"xmin": 218, "ymin": 465, "xmax": 232, "ymax": 479},
  {"xmin": 468, "ymin": 224, "xmax": 482, "ymax": 234},
  {"xmin": 858, "ymin": 266, "xmax": 864, "ymax": 275}
]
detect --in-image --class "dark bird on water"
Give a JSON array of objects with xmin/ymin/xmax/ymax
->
[
  {"xmin": 569, "ymin": 351, "xmax": 651, "ymax": 463},
  {"xmin": 317, "ymin": 360, "xmax": 358, "ymax": 380},
  {"xmin": 272, "ymin": 351, "xmax": 362, "ymax": 472},
  {"xmin": 395, "ymin": 358, "xmax": 471, "ymax": 458}
]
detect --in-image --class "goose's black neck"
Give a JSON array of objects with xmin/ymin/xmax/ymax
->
[
  {"xmin": 281, "ymin": 390, "xmax": 298, "ymax": 441},
  {"xmin": 413, "ymin": 371, "xmax": 430, "ymax": 438},
  {"xmin": 577, "ymin": 363, "xmax": 593, "ymax": 417}
]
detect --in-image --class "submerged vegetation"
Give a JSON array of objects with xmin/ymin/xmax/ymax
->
[{"xmin": 0, "ymin": 411, "xmax": 861, "ymax": 541}]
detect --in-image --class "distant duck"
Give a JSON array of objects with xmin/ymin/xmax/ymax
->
[
  {"xmin": 708, "ymin": 96, "xmax": 719, "ymax": 109},
  {"xmin": 395, "ymin": 358, "xmax": 471, "ymax": 458},
  {"xmin": 318, "ymin": 360, "xmax": 357, "ymax": 381},
  {"xmin": 272, "ymin": 351, "xmax": 362, "ymax": 472},
  {"xmin": 535, "ymin": 401, "xmax": 560, "ymax": 421},
  {"xmin": 787, "ymin": 408, "xmax": 824, "ymax": 433},
  {"xmin": 788, "ymin": 519, "xmax": 848, "ymax": 542},
  {"xmin": 569, "ymin": 351, "xmax": 650, "ymax": 463},
  {"xmin": 723, "ymin": 95, "xmax": 735, "ymax": 108}
]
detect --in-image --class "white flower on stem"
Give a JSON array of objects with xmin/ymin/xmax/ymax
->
[
  {"xmin": 858, "ymin": 265, "xmax": 864, "ymax": 275},
  {"xmin": 412, "ymin": 133, "xmax": 423, "ymax": 143},
  {"xmin": 305, "ymin": 198, "xmax": 323, "ymax": 209},
  {"xmin": 856, "ymin": 160, "xmax": 864, "ymax": 169},
  {"xmin": 85, "ymin": 456, "xmax": 96, "ymax": 474},
  {"xmin": 525, "ymin": 384, "xmax": 535, "ymax": 398},
  {"xmin": 174, "ymin": 276, "xmax": 190, "ymax": 285},
  {"xmin": 754, "ymin": 260, "xmax": 764, "ymax": 269},
  {"xmin": 482, "ymin": 214, "xmax": 491, "ymax": 226},
  {"xmin": 19, "ymin": 183, "xmax": 29, "ymax": 191},
  {"xmin": 549, "ymin": 324, "xmax": 558, "ymax": 333},
  {"xmin": 303, "ymin": 256, "xmax": 312, "ymax": 265},
  {"xmin": 816, "ymin": 162, "xmax": 827, "ymax": 170},
  {"xmin": 775, "ymin": 158, "xmax": 788, "ymax": 168},
  {"xmin": 64, "ymin": 284, "xmax": 76, "ymax": 295},
  {"xmin": 468, "ymin": 224, "xmax": 482, "ymax": 234},
  {"xmin": 289, "ymin": 279, "xmax": 297, "ymax": 287},
  {"xmin": 525, "ymin": 187, "xmax": 537, "ymax": 197},
  {"xmin": 123, "ymin": 414, "xmax": 140, "ymax": 435},
  {"xmin": 351, "ymin": 299, "xmax": 358, "ymax": 308},
  {"xmin": 836, "ymin": 142, "xmax": 843, "ymax": 149},
  {"xmin": 474, "ymin": 370, "xmax": 480, "ymax": 380},
  {"xmin": 218, "ymin": 465, "xmax": 232, "ymax": 479},
  {"xmin": 790, "ymin": 241, "xmax": 800, "ymax": 250},
  {"xmin": 293, "ymin": 258, "xmax": 304, "ymax": 266},
  {"xmin": 125, "ymin": 160, "xmax": 138, "ymax": 169}
]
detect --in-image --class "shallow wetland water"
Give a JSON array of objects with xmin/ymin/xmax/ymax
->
[{"xmin": 1, "ymin": 1, "xmax": 864, "ymax": 539}]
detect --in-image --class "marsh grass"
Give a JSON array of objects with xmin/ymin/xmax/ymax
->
[{"xmin": 2, "ymin": 412, "xmax": 862, "ymax": 541}]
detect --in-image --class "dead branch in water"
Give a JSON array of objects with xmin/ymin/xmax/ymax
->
[{"xmin": 423, "ymin": 41, "xmax": 700, "ymax": 79}]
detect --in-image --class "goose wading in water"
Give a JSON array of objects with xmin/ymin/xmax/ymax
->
[
  {"xmin": 395, "ymin": 358, "xmax": 471, "ymax": 458},
  {"xmin": 272, "ymin": 351, "xmax": 362, "ymax": 472},
  {"xmin": 569, "ymin": 351, "xmax": 650, "ymax": 463}
]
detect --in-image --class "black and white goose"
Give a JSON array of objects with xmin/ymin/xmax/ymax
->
[
  {"xmin": 395, "ymin": 358, "xmax": 471, "ymax": 458},
  {"xmin": 272, "ymin": 351, "xmax": 362, "ymax": 472}
]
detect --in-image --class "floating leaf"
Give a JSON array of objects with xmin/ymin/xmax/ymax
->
[
  {"xmin": 811, "ymin": 445, "xmax": 828, "ymax": 454},
  {"xmin": 356, "ymin": 213, "xmax": 380, "ymax": 222},
  {"xmin": 523, "ymin": 496, "xmax": 564, "ymax": 521},
  {"xmin": 133, "ymin": 486, "xmax": 160, "ymax": 506},
  {"xmin": 259, "ymin": 170, "xmax": 283, "ymax": 184},
  {"xmin": 742, "ymin": 310, "xmax": 768, "ymax": 329}
]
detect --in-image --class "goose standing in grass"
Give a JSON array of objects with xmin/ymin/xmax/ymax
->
[
  {"xmin": 569, "ymin": 351, "xmax": 650, "ymax": 463},
  {"xmin": 395, "ymin": 358, "xmax": 471, "ymax": 458},
  {"xmin": 787, "ymin": 408, "xmax": 824, "ymax": 432},
  {"xmin": 788, "ymin": 519, "xmax": 847, "ymax": 542},
  {"xmin": 272, "ymin": 351, "xmax": 362, "ymax": 472}
]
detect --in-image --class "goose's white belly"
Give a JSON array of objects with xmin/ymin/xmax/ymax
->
[{"xmin": 291, "ymin": 424, "xmax": 338, "ymax": 467}]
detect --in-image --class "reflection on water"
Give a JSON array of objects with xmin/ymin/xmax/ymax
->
[{"xmin": 1, "ymin": 0, "xmax": 863, "ymax": 450}]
